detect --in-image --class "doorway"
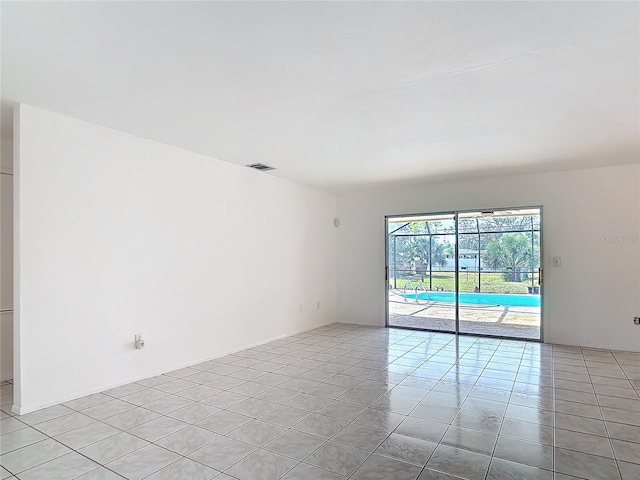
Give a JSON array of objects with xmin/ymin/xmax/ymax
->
[{"xmin": 386, "ymin": 207, "xmax": 542, "ymax": 341}]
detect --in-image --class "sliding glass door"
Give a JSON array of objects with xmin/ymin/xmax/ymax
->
[
  {"xmin": 387, "ymin": 213, "xmax": 457, "ymax": 333},
  {"xmin": 387, "ymin": 207, "xmax": 542, "ymax": 340}
]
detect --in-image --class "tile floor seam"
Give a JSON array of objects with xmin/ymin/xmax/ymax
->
[
  {"xmin": 585, "ymin": 349, "xmax": 629, "ymax": 480},
  {"xmin": 2, "ymin": 324, "xmax": 639, "ymax": 480}
]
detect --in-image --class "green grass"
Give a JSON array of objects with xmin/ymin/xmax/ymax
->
[{"xmin": 391, "ymin": 272, "xmax": 537, "ymax": 294}]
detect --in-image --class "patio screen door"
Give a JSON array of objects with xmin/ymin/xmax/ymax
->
[{"xmin": 386, "ymin": 208, "xmax": 541, "ymax": 341}]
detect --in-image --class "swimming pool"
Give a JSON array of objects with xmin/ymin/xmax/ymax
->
[{"xmin": 404, "ymin": 291, "xmax": 540, "ymax": 307}]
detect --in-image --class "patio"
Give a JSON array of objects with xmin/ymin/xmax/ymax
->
[{"xmin": 388, "ymin": 290, "xmax": 541, "ymax": 339}]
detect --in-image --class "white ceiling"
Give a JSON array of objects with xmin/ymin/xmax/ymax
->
[{"xmin": 2, "ymin": 1, "xmax": 638, "ymax": 190}]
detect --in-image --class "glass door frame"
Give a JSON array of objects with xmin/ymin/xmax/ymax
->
[{"xmin": 385, "ymin": 205, "xmax": 544, "ymax": 342}]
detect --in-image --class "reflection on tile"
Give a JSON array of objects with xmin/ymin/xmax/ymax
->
[
  {"xmin": 505, "ymin": 404, "xmax": 553, "ymax": 427},
  {"xmin": 375, "ymin": 432, "xmax": 436, "ymax": 466},
  {"xmin": 441, "ymin": 425, "xmax": 497, "ymax": 455},
  {"xmin": 396, "ymin": 417, "xmax": 448, "ymax": 443},
  {"xmin": 354, "ymin": 408, "xmax": 404, "ymax": 430},
  {"xmin": 410, "ymin": 403, "xmax": 459, "ymax": 424},
  {"xmin": 426, "ymin": 444, "xmax": 490, "ymax": 480},
  {"xmin": 451, "ymin": 409, "xmax": 502, "ymax": 434},
  {"xmin": 487, "ymin": 457, "xmax": 553, "ymax": 480}
]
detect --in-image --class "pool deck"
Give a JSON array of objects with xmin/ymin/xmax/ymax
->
[{"xmin": 388, "ymin": 290, "xmax": 541, "ymax": 340}]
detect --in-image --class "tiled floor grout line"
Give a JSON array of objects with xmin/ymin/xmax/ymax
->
[
  {"xmin": 589, "ymin": 349, "xmax": 626, "ymax": 480},
  {"xmin": 1, "ymin": 324, "xmax": 638, "ymax": 480},
  {"xmin": 482, "ymin": 341, "xmax": 524, "ymax": 480}
]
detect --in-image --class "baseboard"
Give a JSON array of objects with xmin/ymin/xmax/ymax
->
[{"xmin": 12, "ymin": 319, "xmax": 339, "ymax": 415}]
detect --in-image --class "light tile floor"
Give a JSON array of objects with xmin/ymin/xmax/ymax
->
[{"xmin": 1, "ymin": 323, "xmax": 639, "ymax": 480}]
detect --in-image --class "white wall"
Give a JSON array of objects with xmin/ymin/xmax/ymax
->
[
  {"xmin": 337, "ymin": 164, "xmax": 640, "ymax": 352},
  {"xmin": 1, "ymin": 134, "xmax": 14, "ymax": 382},
  {"xmin": 14, "ymin": 104, "xmax": 338, "ymax": 413}
]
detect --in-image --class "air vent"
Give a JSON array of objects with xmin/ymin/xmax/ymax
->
[{"xmin": 246, "ymin": 163, "xmax": 275, "ymax": 171}]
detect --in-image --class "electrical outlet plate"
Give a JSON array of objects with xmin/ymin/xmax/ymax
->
[{"xmin": 634, "ymin": 317, "xmax": 640, "ymax": 325}]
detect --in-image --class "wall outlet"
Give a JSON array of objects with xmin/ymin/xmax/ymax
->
[
  {"xmin": 317, "ymin": 301, "xmax": 320, "ymax": 309},
  {"xmin": 135, "ymin": 334, "xmax": 145, "ymax": 349},
  {"xmin": 299, "ymin": 305, "xmax": 303, "ymax": 312},
  {"xmin": 634, "ymin": 317, "xmax": 640, "ymax": 325}
]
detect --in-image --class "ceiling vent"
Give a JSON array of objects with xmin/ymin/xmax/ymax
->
[{"xmin": 246, "ymin": 163, "xmax": 275, "ymax": 172}]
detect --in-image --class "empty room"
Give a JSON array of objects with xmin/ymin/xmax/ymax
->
[{"xmin": 0, "ymin": 2, "xmax": 639, "ymax": 480}]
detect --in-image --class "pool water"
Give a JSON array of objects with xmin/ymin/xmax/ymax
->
[{"xmin": 404, "ymin": 291, "xmax": 540, "ymax": 307}]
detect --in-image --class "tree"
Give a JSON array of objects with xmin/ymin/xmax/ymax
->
[
  {"xmin": 411, "ymin": 237, "xmax": 448, "ymax": 273},
  {"xmin": 484, "ymin": 233, "xmax": 533, "ymax": 281},
  {"xmin": 391, "ymin": 234, "xmax": 448, "ymax": 280}
]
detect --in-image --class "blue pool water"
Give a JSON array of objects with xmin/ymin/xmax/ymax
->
[{"xmin": 405, "ymin": 291, "xmax": 540, "ymax": 307}]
